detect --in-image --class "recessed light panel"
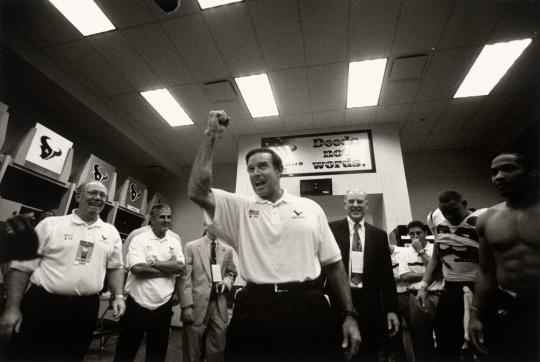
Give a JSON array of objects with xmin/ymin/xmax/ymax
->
[
  {"xmin": 140, "ymin": 89, "xmax": 193, "ymax": 127},
  {"xmin": 49, "ymin": 0, "xmax": 115, "ymax": 36},
  {"xmin": 454, "ymin": 38, "xmax": 532, "ymax": 98},
  {"xmin": 235, "ymin": 74, "xmax": 279, "ymax": 118},
  {"xmin": 347, "ymin": 59, "xmax": 387, "ymax": 108},
  {"xmin": 198, "ymin": 0, "xmax": 243, "ymax": 10}
]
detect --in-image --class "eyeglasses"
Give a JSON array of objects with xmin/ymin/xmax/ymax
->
[{"xmin": 84, "ymin": 190, "xmax": 108, "ymax": 199}]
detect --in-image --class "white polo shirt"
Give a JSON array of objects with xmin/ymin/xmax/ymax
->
[
  {"xmin": 206, "ymin": 188, "xmax": 342, "ymax": 284},
  {"xmin": 398, "ymin": 243, "xmax": 444, "ymax": 291},
  {"xmin": 125, "ymin": 228, "xmax": 184, "ymax": 310},
  {"xmin": 11, "ymin": 211, "xmax": 123, "ymax": 296}
]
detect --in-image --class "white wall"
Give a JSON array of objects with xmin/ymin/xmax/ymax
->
[
  {"xmin": 403, "ymin": 148, "xmax": 502, "ymax": 222},
  {"xmin": 235, "ymin": 123, "xmax": 412, "ymax": 231}
]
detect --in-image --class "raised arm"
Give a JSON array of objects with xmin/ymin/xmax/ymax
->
[{"xmin": 188, "ymin": 110, "xmax": 229, "ymax": 219}]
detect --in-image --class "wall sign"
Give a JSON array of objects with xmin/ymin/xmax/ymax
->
[
  {"xmin": 125, "ymin": 177, "xmax": 145, "ymax": 213},
  {"xmin": 261, "ymin": 130, "xmax": 375, "ymax": 177},
  {"xmin": 26, "ymin": 123, "xmax": 73, "ymax": 175}
]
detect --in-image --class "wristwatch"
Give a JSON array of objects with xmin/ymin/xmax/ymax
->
[
  {"xmin": 417, "ymin": 248, "xmax": 426, "ymax": 256},
  {"xmin": 342, "ymin": 308, "xmax": 358, "ymax": 319}
]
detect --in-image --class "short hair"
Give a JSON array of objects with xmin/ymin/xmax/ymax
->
[
  {"xmin": 76, "ymin": 180, "xmax": 103, "ymax": 194},
  {"xmin": 344, "ymin": 189, "xmax": 368, "ymax": 202},
  {"xmin": 149, "ymin": 203, "xmax": 171, "ymax": 218},
  {"xmin": 245, "ymin": 148, "xmax": 284, "ymax": 173},
  {"xmin": 495, "ymin": 150, "xmax": 539, "ymax": 172},
  {"xmin": 407, "ymin": 220, "xmax": 426, "ymax": 232},
  {"xmin": 438, "ymin": 190, "xmax": 463, "ymax": 204}
]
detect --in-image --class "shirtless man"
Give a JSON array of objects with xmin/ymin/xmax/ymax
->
[{"xmin": 469, "ymin": 152, "xmax": 540, "ymax": 361}]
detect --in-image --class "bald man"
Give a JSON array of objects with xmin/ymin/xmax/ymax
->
[
  {"xmin": 469, "ymin": 152, "xmax": 540, "ymax": 361},
  {"xmin": 327, "ymin": 190, "xmax": 399, "ymax": 361}
]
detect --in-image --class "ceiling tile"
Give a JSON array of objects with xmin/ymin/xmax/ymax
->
[
  {"xmin": 214, "ymin": 147, "xmax": 239, "ymax": 164},
  {"xmin": 282, "ymin": 113, "xmax": 314, "ymax": 131},
  {"xmin": 438, "ymin": 2, "xmax": 504, "ymax": 49},
  {"xmin": 114, "ymin": 93, "xmax": 169, "ymax": 130},
  {"xmin": 96, "ymin": 0, "xmax": 156, "ymax": 29},
  {"xmin": 212, "ymin": 99, "xmax": 251, "ymax": 121},
  {"xmin": 203, "ymin": 3, "xmax": 265, "ymax": 76},
  {"xmin": 345, "ymin": 107, "xmax": 376, "ymax": 125},
  {"xmin": 489, "ymin": 2, "xmax": 540, "ymax": 43},
  {"xmin": 392, "ymin": 0, "xmax": 453, "ymax": 55},
  {"xmin": 248, "ymin": 0, "xmax": 305, "ymax": 70},
  {"xmin": 430, "ymin": 97, "xmax": 483, "ymax": 135},
  {"xmin": 348, "ymin": 0, "xmax": 400, "ymax": 60},
  {"xmin": 161, "ymin": 14, "xmax": 230, "ymax": 82},
  {"xmin": 227, "ymin": 119, "xmax": 259, "ymax": 137},
  {"xmin": 376, "ymin": 104, "xmax": 411, "ymax": 124},
  {"xmin": 269, "ymin": 68, "xmax": 311, "ymax": 115},
  {"xmin": 174, "ymin": 125, "xmax": 205, "ymax": 148},
  {"xmin": 313, "ymin": 110, "xmax": 345, "ymax": 128},
  {"xmin": 389, "ymin": 55, "xmax": 428, "ymax": 81},
  {"xmin": 308, "ymin": 63, "xmax": 347, "ymax": 112},
  {"xmin": 121, "ymin": 24, "xmax": 194, "ymax": 86},
  {"xmin": 379, "ymin": 80, "xmax": 421, "ymax": 105},
  {"xmin": 402, "ymin": 100, "xmax": 447, "ymax": 135},
  {"xmin": 462, "ymin": 93, "xmax": 525, "ymax": 133},
  {"xmin": 299, "ymin": 0, "xmax": 348, "ymax": 65},
  {"xmin": 399, "ymin": 132, "xmax": 428, "ymax": 152},
  {"xmin": 253, "ymin": 117, "xmax": 285, "ymax": 134},
  {"xmin": 451, "ymin": 130, "xmax": 491, "ymax": 149},
  {"xmin": 416, "ymin": 46, "xmax": 481, "ymax": 102},
  {"xmin": 421, "ymin": 132, "xmax": 454, "ymax": 150},
  {"xmin": 170, "ymin": 84, "xmax": 213, "ymax": 124},
  {"xmin": 88, "ymin": 31, "xmax": 160, "ymax": 90},
  {"xmin": 55, "ymin": 39, "xmax": 136, "ymax": 95}
]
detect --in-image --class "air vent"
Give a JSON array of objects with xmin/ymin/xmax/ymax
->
[
  {"xmin": 204, "ymin": 80, "xmax": 237, "ymax": 103},
  {"xmin": 389, "ymin": 54, "xmax": 428, "ymax": 81}
]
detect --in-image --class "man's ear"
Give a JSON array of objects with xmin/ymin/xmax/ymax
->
[{"xmin": 462, "ymin": 200, "xmax": 468, "ymax": 208}]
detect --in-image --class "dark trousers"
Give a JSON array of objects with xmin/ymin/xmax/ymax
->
[
  {"xmin": 434, "ymin": 281, "xmax": 474, "ymax": 361},
  {"xmin": 225, "ymin": 285, "xmax": 340, "ymax": 361},
  {"xmin": 485, "ymin": 288, "xmax": 540, "ymax": 362},
  {"xmin": 114, "ymin": 295, "xmax": 173, "ymax": 362},
  {"xmin": 6, "ymin": 284, "xmax": 99, "ymax": 361},
  {"xmin": 350, "ymin": 288, "xmax": 385, "ymax": 362}
]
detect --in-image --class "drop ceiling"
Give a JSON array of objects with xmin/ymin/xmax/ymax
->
[{"xmin": 1, "ymin": 0, "xmax": 539, "ymax": 175}]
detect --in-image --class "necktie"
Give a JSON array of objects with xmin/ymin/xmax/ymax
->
[
  {"xmin": 351, "ymin": 222, "xmax": 363, "ymax": 285},
  {"xmin": 210, "ymin": 241, "xmax": 217, "ymax": 299}
]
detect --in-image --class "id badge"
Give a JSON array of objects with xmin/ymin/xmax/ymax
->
[
  {"xmin": 211, "ymin": 264, "xmax": 222, "ymax": 282},
  {"xmin": 75, "ymin": 240, "xmax": 94, "ymax": 265},
  {"xmin": 351, "ymin": 251, "xmax": 364, "ymax": 273}
]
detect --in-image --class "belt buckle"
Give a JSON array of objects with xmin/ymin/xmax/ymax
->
[{"xmin": 274, "ymin": 284, "xmax": 288, "ymax": 293}]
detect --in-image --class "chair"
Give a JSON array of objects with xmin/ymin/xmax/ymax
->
[{"xmin": 93, "ymin": 302, "xmax": 121, "ymax": 355}]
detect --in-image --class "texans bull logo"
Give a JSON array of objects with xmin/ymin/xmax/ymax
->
[
  {"xmin": 39, "ymin": 136, "xmax": 62, "ymax": 160},
  {"xmin": 93, "ymin": 164, "xmax": 109, "ymax": 183},
  {"xmin": 130, "ymin": 183, "xmax": 142, "ymax": 202}
]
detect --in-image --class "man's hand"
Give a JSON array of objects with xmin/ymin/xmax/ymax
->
[
  {"xmin": 0, "ymin": 309, "xmax": 23, "ymax": 341},
  {"xmin": 469, "ymin": 314, "xmax": 488, "ymax": 355},
  {"xmin": 111, "ymin": 298, "xmax": 126, "ymax": 319},
  {"xmin": 205, "ymin": 110, "xmax": 229, "ymax": 136},
  {"xmin": 416, "ymin": 288, "xmax": 428, "ymax": 311},
  {"xmin": 411, "ymin": 238, "xmax": 423, "ymax": 253},
  {"xmin": 342, "ymin": 316, "xmax": 361, "ymax": 360},
  {"xmin": 386, "ymin": 312, "xmax": 400, "ymax": 337},
  {"xmin": 181, "ymin": 307, "xmax": 194, "ymax": 324}
]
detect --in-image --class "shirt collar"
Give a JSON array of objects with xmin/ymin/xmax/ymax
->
[
  {"xmin": 71, "ymin": 209, "xmax": 103, "ymax": 228},
  {"xmin": 254, "ymin": 188, "xmax": 292, "ymax": 205},
  {"xmin": 204, "ymin": 235, "xmax": 218, "ymax": 246},
  {"xmin": 347, "ymin": 216, "xmax": 365, "ymax": 230}
]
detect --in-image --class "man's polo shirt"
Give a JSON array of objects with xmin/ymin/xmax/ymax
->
[
  {"xmin": 398, "ymin": 243, "xmax": 444, "ymax": 292},
  {"xmin": 206, "ymin": 188, "xmax": 341, "ymax": 284},
  {"xmin": 125, "ymin": 228, "xmax": 184, "ymax": 310},
  {"xmin": 11, "ymin": 211, "xmax": 123, "ymax": 296}
]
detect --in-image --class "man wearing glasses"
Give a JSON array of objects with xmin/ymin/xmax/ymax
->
[{"xmin": 0, "ymin": 181, "xmax": 126, "ymax": 361}]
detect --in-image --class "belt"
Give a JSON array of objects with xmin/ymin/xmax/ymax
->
[
  {"xmin": 408, "ymin": 289, "xmax": 444, "ymax": 296},
  {"xmin": 245, "ymin": 280, "xmax": 318, "ymax": 294}
]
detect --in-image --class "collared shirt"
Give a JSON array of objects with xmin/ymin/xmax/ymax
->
[
  {"xmin": 11, "ymin": 211, "xmax": 123, "ymax": 296},
  {"xmin": 125, "ymin": 228, "xmax": 184, "ymax": 310},
  {"xmin": 347, "ymin": 216, "xmax": 365, "ymax": 288},
  {"xmin": 398, "ymin": 243, "xmax": 444, "ymax": 291},
  {"xmin": 392, "ymin": 246, "xmax": 409, "ymax": 293},
  {"xmin": 206, "ymin": 188, "xmax": 341, "ymax": 284}
]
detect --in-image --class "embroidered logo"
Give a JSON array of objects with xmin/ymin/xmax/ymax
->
[
  {"xmin": 64, "ymin": 234, "xmax": 73, "ymax": 240},
  {"xmin": 248, "ymin": 209, "xmax": 260, "ymax": 219},
  {"xmin": 291, "ymin": 210, "xmax": 306, "ymax": 219}
]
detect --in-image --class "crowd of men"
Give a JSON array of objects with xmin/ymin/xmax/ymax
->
[{"xmin": 0, "ymin": 109, "xmax": 537, "ymax": 362}]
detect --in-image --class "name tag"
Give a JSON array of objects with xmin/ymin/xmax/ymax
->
[
  {"xmin": 351, "ymin": 251, "xmax": 364, "ymax": 273},
  {"xmin": 75, "ymin": 240, "xmax": 94, "ymax": 265},
  {"xmin": 211, "ymin": 264, "xmax": 222, "ymax": 282}
]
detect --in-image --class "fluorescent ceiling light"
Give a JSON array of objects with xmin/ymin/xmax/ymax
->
[
  {"xmin": 140, "ymin": 89, "xmax": 193, "ymax": 127},
  {"xmin": 347, "ymin": 58, "xmax": 387, "ymax": 108},
  {"xmin": 235, "ymin": 74, "xmax": 279, "ymax": 118},
  {"xmin": 198, "ymin": 0, "xmax": 243, "ymax": 10},
  {"xmin": 49, "ymin": 0, "xmax": 115, "ymax": 36},
  {"xmin": 454, "ymin": 38, "xmax": 532, "ymax": 98}
]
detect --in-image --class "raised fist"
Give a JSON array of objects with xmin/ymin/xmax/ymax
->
[{"xmin": 206, "ymin": 110, "xmax": 229, "ymax": 136}]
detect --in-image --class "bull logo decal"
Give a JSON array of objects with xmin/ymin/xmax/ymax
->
[
  {"xmin": 130, "ymin": 183, "xmax": 142, "ymax": 202},
  {"xmin": 39, "ymin": 136, "xmax": 62, "ymax": 160},
  {"xmin": 93, "ymin": 164, "xmax": 109, "ymax": 183}
]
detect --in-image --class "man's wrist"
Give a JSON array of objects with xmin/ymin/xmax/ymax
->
[
  {"xmin": 342, "ymin": 308, "xmax": 358, "ymax": 319},
  {"xmin": 111, "ymin": 294, "xmax": 125, "ymax": 301},
  {"xmin": 418, "ymin": 280, "xmax": 428, "ymax": 290},
  {"xmin": 417, "ymin": 248, "xmax": 426, "ymax": 256},
  {"xmin": 181, "ymin": 305, "xmax": 194, "ymax": 310}
]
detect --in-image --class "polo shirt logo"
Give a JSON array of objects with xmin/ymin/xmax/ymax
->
[
  {"xmin": 64, "ymin": 234, "xmax": 73, "ymax": 240},
  {"xmin": 291, "ymin": 210, "xmax": 306, "ymax": 219},
  {"xmin": 248, "ymin": 209, "xmax": 260, "ymax": 219}
]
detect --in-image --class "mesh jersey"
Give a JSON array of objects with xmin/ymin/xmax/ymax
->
[{"xmin": 427, "ymin": 208, "xmax": 486, "ymax": 282}]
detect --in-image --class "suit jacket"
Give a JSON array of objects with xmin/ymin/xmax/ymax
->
[
  {"xmin": 329, "ymin": 218, "xmax": 398, "ymax": 315},
  {"xmin": 179, "ymin": 237, "xmax": 237, "ymax": 325}
]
